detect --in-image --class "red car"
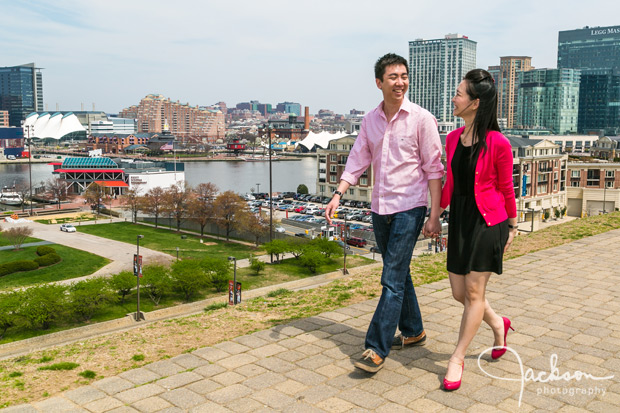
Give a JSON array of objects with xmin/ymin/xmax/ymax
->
[{"xmin": 346, "ymin": 237, "xmax": 367, "ymax": 247}]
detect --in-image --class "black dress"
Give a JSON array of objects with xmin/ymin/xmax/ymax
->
[{"xmin": 446, "ymin": 139, "xmax": 509, "ymax": 275}]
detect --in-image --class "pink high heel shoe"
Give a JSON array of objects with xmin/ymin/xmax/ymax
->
[
  {"xmin": 442, "ymin": 359, "xmax": 464, "ymax": 391},
  {"xmin": 491, "ymin": 317, "xmax": 514, "ymax": 360}
]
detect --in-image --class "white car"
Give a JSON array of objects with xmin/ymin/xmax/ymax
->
[
  {"xmin": 60, "ymin": 224, "xmax": 76, "ymax": 233},
  {"xmin": 275, "ymin": 226, "xmax": 286, "ymax": 233}
]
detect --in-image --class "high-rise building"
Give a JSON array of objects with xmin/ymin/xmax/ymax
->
[
  {"xmin": 409, "ymin": 33, "xmax": 477, "ymax": 132},
  {"xmin": 495, "ymin": 57, "xmax": 533, "ymax": 129},
  {"xmin": 516, "ymin": 68, "xmax": 580, "ymax": 134},
  {"xmin": 0, "ymin": 110, "xmax": 8, "ymax": 127},
  {"xmin": 0, "ymin": 63, "xmax": 43, "ymax": 127},
  {"xmin": 558, "ymin": 25, "xmax": 620, "ymax": 133},
  {"xmin": 127, "ymin": 94, "xmax": 226, "ymax": 143},
  {"xmin": 276, "ymin": 102, "xmax": 301, "ymax": 116}
]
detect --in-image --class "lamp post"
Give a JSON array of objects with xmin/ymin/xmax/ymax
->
[
  {"xmin": 256, "ymin": 182, "xmax": 260, "ymax": 195},
  {"xmin": 342, "ymin": 215, "xmax": 349, "ymax": 275},
  {"xmin": 228, "ymin": 256, "xmax": 237, "ymax": 304},
  {"xmin": 265, "ymin": 125, "xmax": 274, "ymax": 263},
  {"xmin": 23, "ymin": 123, "xmax": 34, "ymax": 216},
  {"xmin": 603, "ymin": 178, "xmax": 607, "ymax": 214},
  {"xmin": 135, "ymin": 235, "xmax": 145, "ymax": 321}
]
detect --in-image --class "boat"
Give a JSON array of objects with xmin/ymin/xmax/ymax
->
[
  {"xmin": 237, "ymin": 155, "xmax": 280, "ymax": 162},
  {"xmin": 0, "ymin": 186, "xmax": 23, "ymax": 206}
]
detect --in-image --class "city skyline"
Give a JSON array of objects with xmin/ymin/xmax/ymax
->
[{"xmin": 1, "ymin": 0, "xmax": 617, "ymax": 115}]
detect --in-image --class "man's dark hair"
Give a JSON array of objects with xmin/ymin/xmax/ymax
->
[{"xmin": 374, "ymin": 53, "xmax": 409, "ymax": 80}]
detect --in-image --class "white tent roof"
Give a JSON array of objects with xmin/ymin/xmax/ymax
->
[
  {"xmin": 296, "ymin": 130, "xmax": 352, "ymax": 151},
  {"xmin": 23, "ymin": 112, "xmax": 86, "ymax": 139}
]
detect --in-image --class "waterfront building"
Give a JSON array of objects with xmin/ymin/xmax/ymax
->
[
  {"xmin": 85, "ymin": 133, "xmax": 151, "ymax": 155},
  {"xmin": 259, "ymin": 115, "xmax": 309, "ymax": 143},
  {"xmin": 316, "ymin": 135, "xmax": 372, "ymax": 203},
  {"xmin": 409, "ymin": 33, "xmax": 477, "ymax": 133},
  {"xmin": 558, "ymin": 25, "xmax": 620, "ymax": 134},
  {"xmin": 23, "ymin": 112, "xmax": 87, "ymax": 140},
  {"xmin": 0, "ymin": 63, "xmax": 43, "ymax": 127},
  {"xmin": 567, "ymin": 161, "xmax": 620, "ymax": 216},
  {"xmin": 494, "ymin": 57, "xmax": 533, "ymax": 129},
  {"xmin": 126, "ymin": 94, "xmax": 225, "ymax": 144},
  {"xmin": 0, "ymin": 110, "xmax": 8, "ymax": 127},
  {"xmin": 91, "ymin": 117, "xmax": 136, "ymax": 135},
  {"xmin": 516, "ymin": 68, "xmax": 580, "ymax": 134},
  {"xmin": 0, "ymin": 127, "xmax": 24, "ymax": 158}
]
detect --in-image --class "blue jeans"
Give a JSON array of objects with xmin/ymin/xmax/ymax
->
[{"xmin": 367, "ymin": 206, "xmax": 426, "ymax": 359}]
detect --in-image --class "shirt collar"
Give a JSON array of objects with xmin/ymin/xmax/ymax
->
[{"xmin": 377, "ymin": 96, "xmax": 412, "ymax": 121}]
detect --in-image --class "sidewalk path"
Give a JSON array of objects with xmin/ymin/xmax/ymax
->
[
  {"xmin": 2, "ymin": 229, "xmax": 620, "ymax": 412},
  {"xmin": 0, "ymin": 241, "xmax": 53, "ymax": 251}
]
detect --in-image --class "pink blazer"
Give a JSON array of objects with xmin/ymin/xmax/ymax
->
[{"xmin": 440, "ymin": 127, "xmax": 517, "ymax": 226}]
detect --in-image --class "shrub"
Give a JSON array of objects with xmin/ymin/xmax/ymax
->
[
  {"xmin": 309, "ymin": 238, "xmax": 342, "ymax": 258},
  {"xmin": 249, "ymin": 256, "xmax": 266, "ymax": 275},
  {"xmin": 2, "ymin": 226, "xmax": 33, "ymax": 250},
  {"xmin": 142, "ymin": 264, "xmax": 172, "ymax": 306},
  {"xmin": 299, "ymin": 250, "xmax": 327, "ymax": 273},
  {"xmin": 200, "ymin": 258, "xmax": 230, "ymax": 293},
  {"xmin": 20, "ymin": 285, "xmax": 67, "ymax": 329},
  {"xmin": 38, "ymin": 362, "xmax": 79, "ymax": 371},
  {"xmin": 108, "ymin": 271, "xmax": 135, "ymax": 304},
  {"xmin": 34, "ymin": 253, "xmax": 61, "ymax": 267},
  {"xmin": 36, "ymin": 245, "xmax": 56, "ymax": 256},
  {"xmin": 0, "ymin": 260, "xmax": 39, "ymax": 277},
  {"xmin": 67, "ymin": 277, "xmax": 114, "ymax": 322}
]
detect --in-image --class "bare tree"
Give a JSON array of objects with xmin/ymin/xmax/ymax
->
[
  {"xmin": 242, "ymin": 213, "xmax": 269, "ymax": 246},
  {"xmin": 84, "ymin": 183, "xmax": 105, "ymax": 217},
  {"xmin": 3, "ymin": 226, "xmax": 34, "ymax": 250},
  {"xmin": 140, "ymin": 187, "xmax": 165, "ymax": 228},
  {"xmin": 212, "ymin": 191, "xmax": 249, "ymax": 241},
  {"xmin": 120, "ymin": 187, "xmax": 143, "ymax": 223},
  {"xmin": 188, "ymin": 182, "xmax": 219, "ymax": 238},
  {"xmin": 46, "ymin": 177, "xmax": 69, "ymax": 209},
  {"xmin": 14, "ymin": 183, "xmax": 30, "ymax": 212},
  {"xmin": 162, "ymin": 183, "xmax": 192, "ymax": 232}
]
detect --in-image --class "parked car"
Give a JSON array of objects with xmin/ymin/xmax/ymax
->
[
  {"xmin": 275, "ymin": 225, "xmax": 286, "ymax": 233},
  {"xmin": 295, "ymin": 232, "xmax": 307, "ymax": 238},
  {"xmin": 60, "ymin": 224, "xmax": 76, "ymax": 233},
  {"xmin": 346, "ymin": 237, "xmax": 368, "ymax": 247},
  {"xmin": 335, "ymin": 240, "xmax": 351, "ymax": 251},
  {"xmin": 6, "ymin": 155, "xmax": 16, "ymax": 160},
  {"xmin": 369, "ymin": 245, "xmax": 381, "ymax": 254}
]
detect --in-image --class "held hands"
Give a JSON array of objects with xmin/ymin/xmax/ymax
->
[
  {"xmin": 503, "ymin": 227, "xmax": 518, "ymax": 253},
  {"xmin": 422, "ymin": 217, "xmax": 441, "ymax": 239}
]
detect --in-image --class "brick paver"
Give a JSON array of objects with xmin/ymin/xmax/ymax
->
[{"xmin": 2, "ymin": 229, "xmax": 620, "ymax": 411}]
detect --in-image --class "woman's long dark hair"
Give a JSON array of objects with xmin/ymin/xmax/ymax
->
[{"xmin": 464, "ymin": 69, "xmax": 500, "ymax": 159}]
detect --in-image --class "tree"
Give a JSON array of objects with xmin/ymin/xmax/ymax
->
[
  {"xmin": 212, "ymin": 191, "xmax": 249, "ymax": 241},
  {"xmin": 120, "ymin": 187, "xmax": 143, "ymax": 223},
  {"xmin": 286, "ymin": 237, "xmax": 308, "ymax": 259},
  {"xmin": 200, "ymin": 257, "xmax": 230, "ymax": 292},
  {"xmin": 264, "ymin": 239, "xmax": 288, "ymax": 263},
  {"xmin": 170, "ymin": 260, "xmax": 208, "ymax": 301},
  {"xmin": 0, "ymin": 291, "xmax": 21, "ymax": 339},
  {"xmin": 310, "ymin": 238, "xmax": 343, "ymax": 258},
  {"xmin": 249, "ymin": 255, "xmax": 266, "ymax": 275},
  {"xmin": 299, "ymin": 250, "xmax": 327, "ymax": 273},
  {"xmin": 162, "ymin": 183, "xmax": 192, "ymax": 232},
  {"xmin": 188, "ymin": 182, "xmax": 218, "ymax": 238},
  {"xmin": 140, "ymin": 187, "xmax": 165, "ymax": 228},
  {"xmin": 142, "ymin": 264, "xmax": 171, "ymax": 305},
  {"xmin": 242, "ymin": 213, "xmax": 269, "ymax": 246},
  {"xmin": 297, "ymin": 184, "xmax": 309, "ymax": 194},
  {"xmin": 108, "ymin": 271, "xmax": 135, "ymax": 304},
  {"xmin": 2, "ymin": 226, "xmax": 33, "ymax": 250},
  {"xmin": 67, "ymin": 277, "xmax": 114, "ymax": 321},
  {"xmin": 46, "ymin": 177, "xmax": 70, "ymax": 209},
  {"xmin": 84, "ymin": 182, "xmax": 105, "ymax": 218},
  {"xmin": 20, "ymin": 284, "xmax": 67, "ymax": 329}
]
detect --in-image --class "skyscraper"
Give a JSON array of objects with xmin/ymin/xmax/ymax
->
[
  {"xmin": 516, "ymin": 68, "xmax": 580, "ymax": 134},
  {"xmin": 409, "ymin": 34, "xmax": 477, "ymax": 132},
  {"xmin": 0, "ymin": 63, "xmax": 43, "ymax": 127},
  {"xmin": 495, "ymin": 56, "xmax": 533, "ymax": 129},
  {"xmin": 558, "ymin": 25, "xmax": 620, "ymax": 133}
]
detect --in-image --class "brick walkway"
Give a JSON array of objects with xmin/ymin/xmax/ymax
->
[{"xmin": 2, "ymin": 230, "xmax": 620, "ymax": 412}]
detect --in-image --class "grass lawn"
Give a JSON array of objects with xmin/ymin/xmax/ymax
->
[
  {"xmin": 77, "ymin": 222, "xmax": 262, "ymax": 260},
  {"xmin": 0, "ymin": 245, "xmax": 110, "ymax": 290},
  {"xmin": 0, "ymin": 236, "xmax": 40, "ymax": 247},
  {"xmin": 35, "ymin": 216, "xmax": 97, "ymax": 225}
]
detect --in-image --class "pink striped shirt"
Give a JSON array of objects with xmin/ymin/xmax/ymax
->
[{"xmin": 340, "ymin": 98, "xmax": 444, "ymax": 215}]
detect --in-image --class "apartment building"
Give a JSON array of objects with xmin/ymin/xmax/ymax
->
[
  {"xmin": 316, "ymin": 135, "xmax": 372, "ymax": 203},
  {"xmin": 566, "ymin": 161, "xmax": 620, "ymax": 216}
]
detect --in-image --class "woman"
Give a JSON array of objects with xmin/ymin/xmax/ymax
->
[{"xmin": 425, "ymin": 69, "xmax": 518, "ymax": 391}]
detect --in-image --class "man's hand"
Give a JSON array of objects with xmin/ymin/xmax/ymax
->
[
  {"xmin": 423, "ymin": 217, "xmax": 441, "ymax": 238},
  {"xmin": 324, "ymin": 197, "xmax": 340, "ymax": 225}
]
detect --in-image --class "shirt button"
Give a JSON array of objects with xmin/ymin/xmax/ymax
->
[
  {"xmin": 488, "ymin": 222, "xmax": 491, "ymax": 225},
  {"xmin": 483, "ymin": 213, "xmax": 486, "ymax": 216},
  {"xmin": 476, "ymin": 172, "xmax": 479, "ymax": 175}
]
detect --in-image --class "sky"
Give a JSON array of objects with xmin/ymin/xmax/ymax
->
[{"xmin": 1, "ymin": 0, "xmax": 618, "ymax": 115}]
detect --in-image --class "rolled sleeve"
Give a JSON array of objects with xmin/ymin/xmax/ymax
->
[
  {"xmin": 341, "ymin": 120, "xmax": 372, "ymax": 185},
  {"xmin": 418, "ymin": 114, "xmax": 444, "ymax": 180}
]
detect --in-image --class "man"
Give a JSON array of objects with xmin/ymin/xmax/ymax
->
[{"xmin": 325, "ymin": 53, "xmax": 443, "ymax": 373}]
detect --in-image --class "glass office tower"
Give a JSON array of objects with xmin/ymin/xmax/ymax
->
[{"xmin": 0, "ymin": 63, "xmax": 44, "ymax": 127}]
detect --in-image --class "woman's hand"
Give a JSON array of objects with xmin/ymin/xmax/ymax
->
[{"xmin": 504, "ymin": 228, "xmax": 518, "ymax": 253}]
